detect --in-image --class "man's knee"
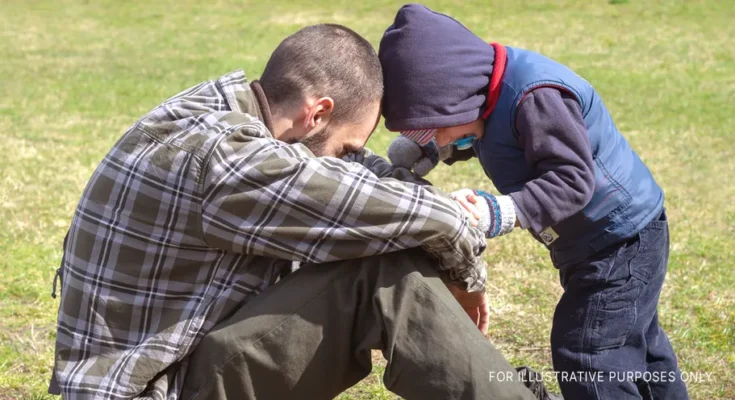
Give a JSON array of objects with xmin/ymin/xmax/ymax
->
[
  {"xmin": 186, "ymin": 249, "xmax": 446, "ymax": 376},
  {"xmin": 188, "ymin": 327, "xmax": 232, "ymax": 372},
  {"xmin": 359, "ymin": 248, "xmax": 443, "ymax": 281},
  {"xmin": 298, "ymin": 248, "xmax": 443, "ymax": 294}
]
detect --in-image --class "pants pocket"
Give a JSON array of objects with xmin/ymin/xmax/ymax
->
[{"xmin": 588, "ymin": 275, "xmax": 645, "ymax": 351}]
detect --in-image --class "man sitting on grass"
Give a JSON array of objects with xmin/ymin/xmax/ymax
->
[{"xmin": 49, "ymin": 23, "xmax": 553, "ymax": 399}]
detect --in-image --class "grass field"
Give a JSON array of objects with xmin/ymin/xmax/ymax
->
[{"xmin": 1, "ymin": 0, "xmax": 733, "ymax": 398}]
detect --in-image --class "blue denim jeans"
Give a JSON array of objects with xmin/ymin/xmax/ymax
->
[{"xmin": 551, "ymin": 211, "xmax": 689, "ymax": 399}]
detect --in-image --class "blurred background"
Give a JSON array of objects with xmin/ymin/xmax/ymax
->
[{"xmin": 0, "ymin": 0, "xmax": 733, "ymax": 398}]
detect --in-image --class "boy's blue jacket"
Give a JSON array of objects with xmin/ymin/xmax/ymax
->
[
  {"xmin": 477, "ymin": 46, "xmax": 664, "ymax": 266},
  {"xmin": 378, "ymin": 4, "xmax": 664, "ymax": 266}
]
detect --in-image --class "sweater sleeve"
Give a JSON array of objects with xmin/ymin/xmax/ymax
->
[{"xmin": 508, "ymin": 87, "xmax": 595, "ymax": 233}]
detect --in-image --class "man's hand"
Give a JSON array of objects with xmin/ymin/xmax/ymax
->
[
  {"xmin": 451, "ymin": 190, "xmax": 481, "ymax": 227},
  {"xmin": 446, "ymin": 283, "xmax": 490, "ymax": 334},
  {"xmin": 450, "ymin": 188, "xmax": 517, "ymax": 239}
]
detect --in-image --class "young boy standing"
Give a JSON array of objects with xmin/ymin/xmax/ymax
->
[{"xmin": 379, "ymin": 4, "xmax": 688, "ymax": 399}]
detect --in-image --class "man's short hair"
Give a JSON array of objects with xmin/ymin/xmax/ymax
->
[{"xmin": 260, "ymin": 24, "xmax": 383, "ymax": 124}]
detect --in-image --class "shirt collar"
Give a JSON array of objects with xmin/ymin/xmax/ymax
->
[
  {"xmin": 216, "ymin": 70, "xmax": 275, "ymax": 135},
  {"xmin": 248, "ymin": 79, "xmax": 275, "ymax": 133}
]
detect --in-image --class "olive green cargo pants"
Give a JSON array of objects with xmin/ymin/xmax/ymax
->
[{"xmin": 180, "ymin": 249, "xmax": 538, "ymax": 400}]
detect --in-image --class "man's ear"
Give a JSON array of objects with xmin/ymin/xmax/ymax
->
[{"xmin": 303, "ymin": 97, "xmax": 335, "ymax": 129}]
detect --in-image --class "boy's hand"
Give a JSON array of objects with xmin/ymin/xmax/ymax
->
[{"xmin": 446, "ymin": 283, "xmax": 490, "ymax": 334}]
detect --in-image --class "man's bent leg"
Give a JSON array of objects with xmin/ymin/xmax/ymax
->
[{"xmin": 181, "ymin": 249, "xmax": 536, "ymax": 400}]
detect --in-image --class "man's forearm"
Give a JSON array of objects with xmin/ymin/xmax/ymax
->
[
  {"xmin": 344, "ymin": 148, "xmax": 432, "ymax": 186},
  {"xmin": 202, "ymin": 132, "xmax": 488, "ymax": 290},
  {"xmin": 345, "ymin": 149, "xmax": 487, "ymax": 291}
]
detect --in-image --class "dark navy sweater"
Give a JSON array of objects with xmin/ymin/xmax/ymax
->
[{"xmin": 510, "ymin": 87, "xmax": 594, "ymax": 232}]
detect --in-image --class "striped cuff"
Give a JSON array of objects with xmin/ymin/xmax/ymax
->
[{"xmin": 475, "ymin": 191, "xmax": 516, "ymax": 238}]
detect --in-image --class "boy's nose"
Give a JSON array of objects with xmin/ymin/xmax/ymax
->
[{"xmin": 433, "ymin": 130, "xmax": 453, "ymax": 147}]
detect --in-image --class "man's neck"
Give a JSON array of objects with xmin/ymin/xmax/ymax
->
[{"xmin": 270, "ymin": 112, "xmax": 299, "ymax": 142}]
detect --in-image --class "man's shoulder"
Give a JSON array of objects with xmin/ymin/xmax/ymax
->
[{"xmin": 128, "ymin": 70, "xmax": 269, "ymax": 157}]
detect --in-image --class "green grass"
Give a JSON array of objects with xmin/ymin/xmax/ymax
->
[{"xmin": 1, "ymin": 0, "xmax": 733, "ymax": 398}]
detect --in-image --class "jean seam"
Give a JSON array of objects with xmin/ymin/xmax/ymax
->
[
  {"xmin": 582, "ymin": 292, "xmax": 602, "ymax": 400},
  {"xmin": 583, "ymin": 246, "xmax": 622, "ymax": 400}
]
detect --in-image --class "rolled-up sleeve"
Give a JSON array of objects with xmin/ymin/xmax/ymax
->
[{"xmin": 200, "ymin": 122, "xmax": 488, "ymax": 291}]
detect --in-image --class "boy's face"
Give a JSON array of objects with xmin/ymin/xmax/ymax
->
[{"xmin": 434, "ymin": 118, "xmax": 486, "ymax": 148}]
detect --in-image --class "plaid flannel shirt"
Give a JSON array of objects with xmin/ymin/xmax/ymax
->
[{"xmin": 51, "ymin": 70, "xmax": 488, "ymax": 399}]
